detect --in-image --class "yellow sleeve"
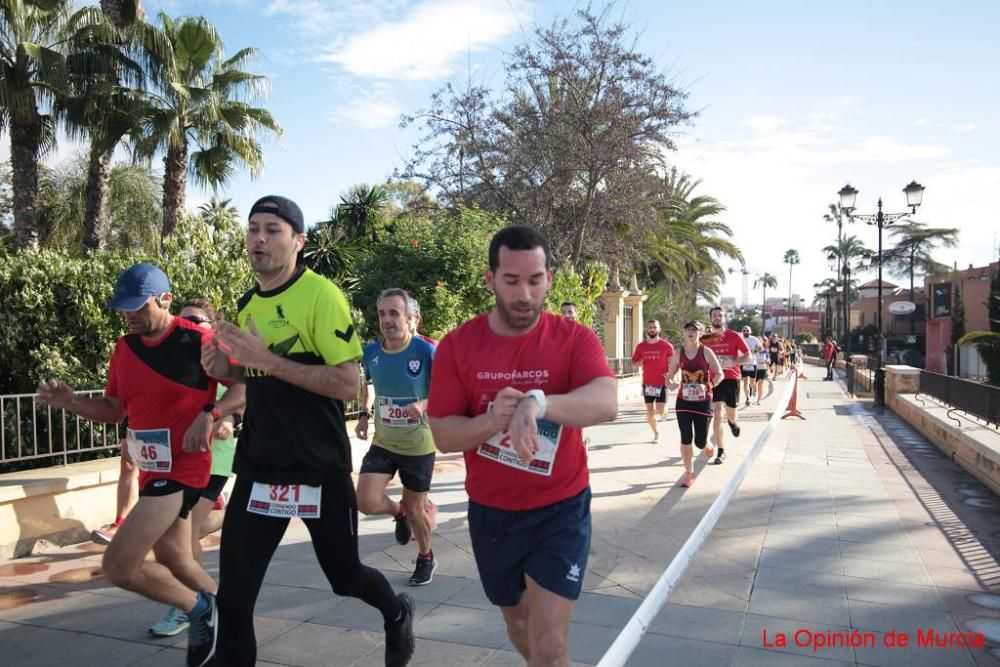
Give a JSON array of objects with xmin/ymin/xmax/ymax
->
[{"xmin": 311, "ymin": 278, "xmax": 363, "ymax": 367}]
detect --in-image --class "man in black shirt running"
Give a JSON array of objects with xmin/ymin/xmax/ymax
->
[{"xmin": 203, "ymin": 195, "xmax": 414, "ymax": 666}]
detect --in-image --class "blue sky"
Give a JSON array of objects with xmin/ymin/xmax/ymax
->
[{"xmin": 63, "ymin": 1, "xmax": 1000, "ymax": 302}]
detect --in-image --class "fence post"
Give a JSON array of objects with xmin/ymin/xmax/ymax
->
[{"xmin": 846, "ymin": 361, "xmax": 855, "ymax": 396}]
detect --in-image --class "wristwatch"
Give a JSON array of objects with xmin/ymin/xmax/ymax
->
[
  {"xmin": 202, "ymin": 404, "xmax": 221, "ymax": 421},
  {"xmin": 525, "ymin": 389, "xmax": 547, "ymax": 419}
]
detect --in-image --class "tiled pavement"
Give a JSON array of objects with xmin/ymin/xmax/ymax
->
[{"xmin": 2, "ymin": 370, "xmax": 999, "ymax": 665}]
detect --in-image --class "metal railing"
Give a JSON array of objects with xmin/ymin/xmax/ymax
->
[
  {"xmin": 917, "ymin": 371, "xmax": 1000, "ymax": 429},
  {"xmin": 1, "ymin": 390, "xmax": 123, "ymax": 472},
  {"xmin": 607, "ymin": 358, "xmax": 639, "ymax": 378},
  {"xmin": 2, "ymin": 388, "xmax": 366, "ymax": 472}
]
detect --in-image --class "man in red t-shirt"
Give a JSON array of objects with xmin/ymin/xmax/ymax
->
[
  {"xmin": 37, "ymin": 263, "xmax": 221, "ymax": 667},
  {"xmin": 823, "ymin": 337, "xmax": 838, "ymax": 381},
  {"xmin": 631, "ymin": 319, "xmax": 675, "ymax": 441},
  {"xmin": 700, "ymin": 306, "xmax": 752, "ymax": 465},
  {"xmin": 428, "ymin": 225, "xmax": 617, "ymax": 666}
]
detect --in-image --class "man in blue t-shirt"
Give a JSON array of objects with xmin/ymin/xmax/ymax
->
[{"xmin": 356, "ymin": 288, "xmax": 438, "ymax": 586}]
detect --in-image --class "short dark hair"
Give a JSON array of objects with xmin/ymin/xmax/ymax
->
[
  {"xmin": 709, "ymin": 306, "xmax": 724, "ymax": 316},
  {"xmin": 181, "ymin": 297, "xmax": 218, "ymax": 321},
  {"xmin": 488, "ymin": 225, "xmax": 552, "ymax": 272},
  {"xmin": 561, "ymin": 301, "xmax": 577, "ymax": 308}
]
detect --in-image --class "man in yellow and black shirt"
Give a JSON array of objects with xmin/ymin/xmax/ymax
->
[{"xmin": 204, "ymin": 195, "xmax": 415, "ymax": 667}]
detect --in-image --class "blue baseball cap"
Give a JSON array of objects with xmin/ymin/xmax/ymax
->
[{"xmin": 107, "ymin": 263, "xmax": 171, "ymax": 312}]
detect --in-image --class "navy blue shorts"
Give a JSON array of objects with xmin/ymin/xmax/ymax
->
[{"xmin": 468, "ymin": 487, "xmax": 591, "ymax": 607}]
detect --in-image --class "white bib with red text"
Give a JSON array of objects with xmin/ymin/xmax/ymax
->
[
  {"xmin": 126, "ymin": 428, "xmax": 172, "ymax": 473},
  {"xmin": 247, "ymin": 483, "xmax": 322, "ymax": 519}
]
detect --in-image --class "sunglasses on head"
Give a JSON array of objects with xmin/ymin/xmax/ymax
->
[{"xmin": 182, "ymin": 315, "xmax": 213, "ymax": 325}]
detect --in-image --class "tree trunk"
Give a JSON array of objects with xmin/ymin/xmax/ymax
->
[
  {"xmin": 100, "ymin": 0, "xmax": 143, "ymax": 30},
  {"xmin": 83, "ymin": 143, "xmax": 113, "ymax": 253},
  {"xmin": 10, "ymin": 112, "xmax": 43, "ymax": 250},
  {"xmin": 161, "ymin": 140, "xmax": 188, "ymax": 240}
]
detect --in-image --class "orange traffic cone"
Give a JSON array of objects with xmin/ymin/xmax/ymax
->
[{"xmin": 782, "ymin": 370, "xmax": 806, "ymax": 420}]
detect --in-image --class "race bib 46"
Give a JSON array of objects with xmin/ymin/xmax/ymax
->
[{"xmin": 126, "ymin": 428, "xmax": 172, "ymax": 473}]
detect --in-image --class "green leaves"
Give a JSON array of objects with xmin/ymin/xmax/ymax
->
[{"xmin": 0, "ymin": 211, "xmax": 251, "ymax": 394}]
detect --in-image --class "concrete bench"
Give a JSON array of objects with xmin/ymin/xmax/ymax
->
[{"xmin": 0, "ymin": 457, "xmax": 124, "ymax": 560}]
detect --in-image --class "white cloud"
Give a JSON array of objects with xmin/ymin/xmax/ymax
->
[
  {"xmin": 669, "ymin": 106, "xmax": 995, "ymax": 305},
  {"xmin": 316, "ymin": 0, "xmax": 529, "ymax": 81},
  {"xmin": 331, "ymin": 92, "xmax": 402, "ymax": 130}
]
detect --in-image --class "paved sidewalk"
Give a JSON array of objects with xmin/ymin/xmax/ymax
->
[{"xmin": 2, "ymin": 372, "xmax": 999, "ymax": 665}]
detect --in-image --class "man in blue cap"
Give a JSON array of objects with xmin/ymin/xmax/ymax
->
[{"xmin": 37, "ymin": 262, "xmax": 225, "ymax": 667}]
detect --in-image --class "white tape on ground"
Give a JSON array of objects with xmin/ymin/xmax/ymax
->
[{"xmin": 596, "ymin": 370, "xmax": 800, "ymax": 667}]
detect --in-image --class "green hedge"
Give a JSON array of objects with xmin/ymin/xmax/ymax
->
[{"xmin": 0, "ymin": 214, "xmax": 252, "ymax": 394}]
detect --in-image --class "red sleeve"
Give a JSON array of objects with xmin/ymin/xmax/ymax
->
[
  {"xmin": 427, "ymin": 333, "xmax": 469, "ymax": 418},
  {"xmin": 734, "ymin": 332, "xmax": 750, "ymax": 354},
  {"xmin": 665, "ymin": 341, "xmax": 675, "ymax": 358},
  {"xmin": 105, "ymin": 341, "xmax": 122, "ymax": 399},
  {"xmin": 570, "ymin": 328, "xmax": 616, "ymax": 390},
  {"xmin": 630, "ymin": 343, "xmax": 641, "ymax": 363}
]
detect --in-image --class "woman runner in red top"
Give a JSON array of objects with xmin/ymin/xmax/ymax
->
[{"xmin": 666, "ymin": 321, "xmax": 724, "ymax": 488}]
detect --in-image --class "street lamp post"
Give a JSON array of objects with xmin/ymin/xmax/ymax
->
[{"xmin": 838, "ymin": 181, "xmax": 925, "ymax": 408}]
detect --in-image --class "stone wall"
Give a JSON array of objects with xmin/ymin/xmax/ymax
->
[{"xmin": 886, "ymin": 366, "xmax": 1000, "ymax": 496}]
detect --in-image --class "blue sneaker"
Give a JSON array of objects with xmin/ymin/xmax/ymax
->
[{"xmin": 149, "ymin": 606, "xmax": 189, "ymax": 637}]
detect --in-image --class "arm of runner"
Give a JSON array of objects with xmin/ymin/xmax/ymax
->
[
  {"xmin": 213, "ymin": 320, "xmax": 359, "ymax": 401},
  {"xmin": 36, "ymin": 379, "xmax": 125, "ymax": 423},
  {"xmin": 429, "ymin": 387, "xmax": 526, "ymax": 453},
  {"xmin": 507, "ymin": 377, "xmax": 617, "ymax": 463},
  {"xmin": 734, "ymin": 335, "xmax": 753, "ymax": 365},
  {"xmin": 182, "ymin": 410, "xmax": 214, "ymax": 453},
  {"xmin": 403, "ymin": 398, "xmax": 427, "ymax": 420},
  {"xmin": 355, "ymin": 381, "xmax": 372, "ymax": 440},
  {"xmin": 703, "ymin": 348, "xmax": 726, "ymax": 387},
  {"xmin": 201, "ymin": 336, "xmax": 246, "ymax": 384},
  {"xmin": 215, "ymin": 383, "xmax": 246, "ymax": 419},
  {"xmin": 665, "ymin": 354, "xmax": 681, "ymax": 392}
]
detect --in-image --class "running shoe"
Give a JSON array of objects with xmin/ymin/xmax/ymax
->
[
  {"xmin": 703, "ymin": 444, "xmax": 715, "ymax": 460},
  {"xmin": 385, "ymin": 593, "xmax": 416, "ymax": 667},
  {"xmin": 425, "ymin": 500, "xmax": 438, "ymax": 532},
  {"xmin": 744, "ymin": 398, "xmax": 750, "ymax": 407},
  {"xmin": 651, "ymin": 431, "xmax": 659, "ymax": 443},
  {"xmin": 186, "ymin": 592, "xmax": 217, "ymax": 667},
  {"xmin": 394, "ymin": 511, "xmax": 412, "ymax": 545},
  {"xmin": 714, "ymin": 451, "xmax": 727, "ymax": 465},
  {"xmin": 680, "ymin": 473, "xmax": 695, "ymax": 488},
  {"xmin": 409, "ymin": 556, "xmax": 437, "ymax": 586},
  {"xmin": 149, "ymin": 606, "xmax": 189, "ymax": 637},
  {"xmin": 90, "ymin": 523, "xmax": 120, "ymax": 545},
  {"xmin": 728, "ymin": 421, "xmax": 741, "ymax": 437}
]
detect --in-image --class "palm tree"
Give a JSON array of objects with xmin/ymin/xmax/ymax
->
[
  {"xmin": 99, "ymin": 0, "xmax": 143, "ymax": 30},
  {"xmin": 645, "ymin": 172, "xmax": 742, "ymax": 302},
  {"xmin": 754, "ymin": 272, "xmax": 778, "ymax": 333},
  {"xmin": 198, "ymin": 195, "xmax": 238, "ymax": 230},
  {"xmin": 813, "ymin": 278, "xmax": 841, "ymax": 339},
  {"xmin": 883, "ymin": 221, "xmax": 959, "ymax": 333},
  {"xmin": 0, "ymin": 0, "xmax": 113, "ymax": 249},
  {"xmin": 823, "ymin": 202, "xmax": 848, "ymax": 338},
  {"xmin": 65, "ymin": 0, "xmax": 167, "ymax": 252},
  {"xmin": 334, "ymin": 184, "xmax": 388, "ymax": 242},
  {"xmin": 783, "ymin": 249, "xmax": 800, "ymax": 336},
  {"xmin": 135, "ymin": 13, "xmax": 282, "ymax": 239}
]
